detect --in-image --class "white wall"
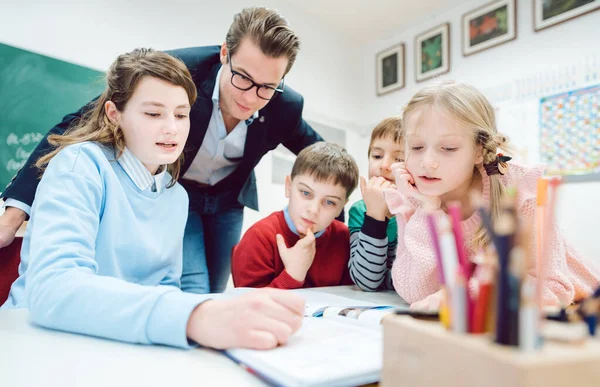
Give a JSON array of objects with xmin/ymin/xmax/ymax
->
[
  {"xmin": 361, "ymin": 0, "xmax": 599, "ymax": 125},
  {"xmin": 0, "ymin": 0, "xmax": 362, "ymax": 126},
  {"xmin": 0, "ymin": 0, "xmax": 369, "ymax": 233},
  {"xmin": 360, "ymin": 0, "xmax": 600, "ymax": 261}
]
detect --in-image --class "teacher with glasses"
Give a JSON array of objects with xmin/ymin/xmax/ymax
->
[{"xmin": 0, "ymin": 7, "xmax": 323, "ymax": 294}]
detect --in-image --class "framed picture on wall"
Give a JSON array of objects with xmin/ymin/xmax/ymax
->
[
  {"xmin": 462, "ymin": 0, "xmax": 517, "ymax": 56},
  {"xmin": 534, "ymin": 0, "xmax": 600, "ymax": 32},
  {"xmin": 376, "ymin": 43, "xmax": 405, "ymax": 96},
  {"xmin": 415, "ymin": 23, "xmax": 450, "ymax": 83}
]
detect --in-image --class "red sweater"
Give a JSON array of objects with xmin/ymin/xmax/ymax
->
[{"xmin": 232, "ymin": 211, "xmax": 353, "ymax": 289}]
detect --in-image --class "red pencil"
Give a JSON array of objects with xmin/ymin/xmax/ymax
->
[
  {"xmin": 473, "ymin": 284, "xmax": 492, "ymax": 333},
  {"xmin": 472, "ymin": 264, "xmax": 494, "ymax": 333}
]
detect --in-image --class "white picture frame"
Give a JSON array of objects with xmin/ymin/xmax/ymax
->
[
  {"xmin": 462, "ymin": 0, "xmax": 517, "ymax": 57},
  {"xmin": 534, "ymin": 0, "xmax": 600, "ymax": 32}
]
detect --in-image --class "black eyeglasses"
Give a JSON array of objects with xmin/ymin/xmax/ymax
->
[{"xmin": 227, "ymin": 51, "xmax": 284, "ymax": 100}]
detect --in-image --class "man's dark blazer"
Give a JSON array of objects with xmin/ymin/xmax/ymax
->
[{"xmin": 1, "ymin": 46, "xmax": 323, "ymax": 212}]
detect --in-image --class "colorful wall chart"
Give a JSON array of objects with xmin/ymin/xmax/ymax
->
[{"xmin": 539, "ymin": 84, "xmax": 600, "ymax": 175}]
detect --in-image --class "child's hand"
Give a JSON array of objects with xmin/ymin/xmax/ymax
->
[
  {"xmin": 391, "ymin": 162, "xmax": 419, "ymax": 197},
  {"xmin": 360, "ymin": 176, "xmax": 394, "ymax": 221},
  {"xmin": 276, "ymin": 227, "xmax": 316, "ymax": 282},
  {"xmin": 390, "ymin": 162, "xmax": 441, "ymax": 210},
  {"xmin": 410, "ymin": 289, "xmax": 445, "ymax": 312},
  {"xmin": 186, "ymin": 288, "xmax": 304, "ymax": 349}
]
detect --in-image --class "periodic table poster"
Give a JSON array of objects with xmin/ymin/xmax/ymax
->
[{"xmin": 539, "ymin": 85, "xmax": 600, "ymax": 175}]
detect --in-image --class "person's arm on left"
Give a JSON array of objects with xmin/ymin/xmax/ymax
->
[
  {"xmin": 0, "ymin": 205, "xmax": 27, "ymax": 249},
  {"xmin": 25, "ymin": 159, "xmax": 203, "ymax": 348}
]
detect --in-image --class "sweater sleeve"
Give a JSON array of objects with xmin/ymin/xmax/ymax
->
[
  {"xmin": 520, "ymin": 194, "xmax": 575, "ymax": 306},
  {"xmin": 385, "ymin": 189, "xmax": 442, "ymax": 304},
  {"xmin": 508, "ymin": 164, "xmax": 599, "ymax": 306},
  {"xmin": 348, "ymin": 202, "xmax": 393, "ymax": 291},
  {"xmin": 25, "ymin": 164, "xmax": 205, "ymax": 349},
  {"xmin": 519, "ymin": 195, "xmax": 599, "ymax": 305},
  {"xmin": 231, "ymin": 227, "xmax": 305, "ymax": 289}
]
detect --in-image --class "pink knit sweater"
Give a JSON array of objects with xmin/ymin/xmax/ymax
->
[{"xmin": 385, "ymin": 163, "xmax": 600, "ymax": 306}]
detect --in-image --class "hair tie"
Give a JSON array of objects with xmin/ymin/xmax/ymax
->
[{"xmin": 484, "ymin": 153, "xmax": 512, "ymax": 176}]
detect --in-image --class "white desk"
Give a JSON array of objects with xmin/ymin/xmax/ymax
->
[{"xmin": 0, "ymin": 286, "xmax": 405, "ymax": 387}]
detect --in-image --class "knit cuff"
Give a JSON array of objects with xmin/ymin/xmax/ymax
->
[
  {"xmin": 361, "ymin": 213, "xmax": 389, "ymax": 239},
  {"xmin": 383, "ymin": 189, "xmax": 404, "ymax": 214},
  {"xmin": 272, "ymin": 270, "xmax": 305, "ymax": 289}
]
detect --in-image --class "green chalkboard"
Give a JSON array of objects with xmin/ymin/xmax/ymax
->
[{"xmin": 0, "ymin": 43, "xmax": 105, "ymax": 192}]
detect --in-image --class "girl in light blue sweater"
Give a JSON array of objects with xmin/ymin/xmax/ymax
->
[{"xmin": 2, "ymin": 48, "xmax": 303, "ymax": 350}]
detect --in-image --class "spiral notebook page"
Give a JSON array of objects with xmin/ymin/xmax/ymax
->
[{"xmin": 227, "ymin": 317, "xmax": 382, "ymax": 387}]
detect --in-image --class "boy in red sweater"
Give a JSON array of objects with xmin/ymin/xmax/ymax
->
[{"xmin": 232, "ymin": 142, "xmax": 359, "ymax": 289}]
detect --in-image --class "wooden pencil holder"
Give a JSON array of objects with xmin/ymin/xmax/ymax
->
[{"xmin": 382, "ymin": 315, "xmax": 600, "ymax": 387}]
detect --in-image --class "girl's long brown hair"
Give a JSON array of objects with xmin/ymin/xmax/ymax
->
[{"xmin": 36, "ymin": 48, "xmax": 197, "ymax": 188}]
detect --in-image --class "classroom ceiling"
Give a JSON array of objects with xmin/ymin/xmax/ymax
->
[{"xmin": 283, "ymin": 0, "xmax": 465, "ymax": 43}]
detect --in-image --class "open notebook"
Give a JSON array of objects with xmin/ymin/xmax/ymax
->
[{"xmin": 223, "ymin": 289, "xmax": 411, "ymax": 387}]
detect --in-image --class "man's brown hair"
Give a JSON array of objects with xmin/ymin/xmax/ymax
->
[{"xmin": 226, "ymin": 6, "xmax": 300, "ymax": 75}]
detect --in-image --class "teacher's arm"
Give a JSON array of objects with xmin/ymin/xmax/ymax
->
[{"xmin": 0, "ymin": 100, "xmax": 96, "ymax": 249}]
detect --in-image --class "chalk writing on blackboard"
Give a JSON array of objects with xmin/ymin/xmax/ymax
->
[{"xmin": 4, "ymin": 132, "xmax": 44, "ymax": 173}]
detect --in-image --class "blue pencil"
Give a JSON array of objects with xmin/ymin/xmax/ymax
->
[{"xmin": 493, "ymin": 212, "xmax": 516, "ymax": 345}]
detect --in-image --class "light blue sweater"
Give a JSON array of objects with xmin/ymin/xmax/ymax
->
[{"xmin": 2, "ymin": 142, "xmax": 208, "ymax": 348}]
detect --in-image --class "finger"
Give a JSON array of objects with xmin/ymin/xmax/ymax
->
[
  {"xmin": 275, "ymin": 234, "xmax": 287, "ymax": 255},
  {"xmin": 300, "ymin": 232, "xmax": 316, "ymax": 248},
  {"xmin": 429, "ymin": 294, "xmax": 440, "ymax": 312},
  {"xmin": 250, "ymin": 294, "xmax": 304, "ymax": 334},
  {"xmin": 247, "ymin": 312, "xmax": 296, "ymax": 346},
  {"xmin": 399, "ymin": 174, "xmax": 413, "ymax": 186},
  {"xmin": 399, "ymin": 174, "xmax": 415, "ymax": 188},
  {"xmin": 304, "ymin": 226, "xmax": 315, "ymax": 242},
  {"xmin": 374, "ymin": 176, "xmax": 386, "ymax": 187},
  {"xmin": 359, "ymin": 176, "xmax": 366, "ymax": 196},
  {"xmin": 381, "ymin": 180, "xmax": 392, "ymax": 189},
  {"xmin": 410, "ymin": 300, "xmax": 426, "ymax": 311},
  {"xmin": 241, "ymin": 329, "xmax": 279, "ymax": 350},
  {"xmin": 400, "ymin": 170, "xmax": 415, "ymax": 185},
  {"xmin": 426, "ymin": 296, "xmax": 437, "ymax": 312},
  {"xmin": 392, "ymin": 166, "xmax": 405, "ymax": 182},
  {"xmin": 390, "ymin": 162, "xmax": 403, "ymax": 172},
  {"xmin": 393, "ymin": 162, "xmax": 407, "ymax": 175},
  {"xmin": 259, "ymin": 288, "xmax": 306, "ymax": 317}
]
